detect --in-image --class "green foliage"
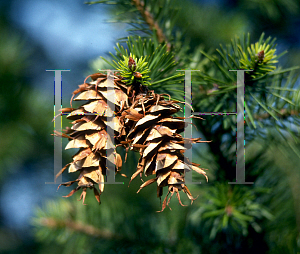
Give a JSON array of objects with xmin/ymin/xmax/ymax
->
[
  {"xmin": 26, "ymin": 0, "xmax": 300, "ymax": 253},
  {"xmin": 102, "ymin": 36, "xmax": 184, "ymax": 100},
  {"xmin": 239, "ymin": 35, "xmax": 278, "ymax": 79},
  {"xmin": 196, "ymin": 33, "xmax": 288, "ymax": 90},
  {"xmin": 86, "ymin": 0, "xmax": 180, "ymax": 43},
  {"xmin": 241, "ymin": 0, "xmax": 300, "ymax": 21},
  {"xmin": 189, "ymin": 183, "xmax": 273, "ymax": 239},
  {"xmin": 192, "ymin": 33, "xmax": 300, "ymax": 142},
  {"xmin": 0, "ymin": 23, "xmax": 53, "ymax": 180},
  {"xmin": 254, "ymin": 139, "xmax": 300, "ymax": 253},
  {"xmin": 32, "ymin": 183, "xmax": 198, "ymax": 254},
  {"xmin": 110, "ymin": 53, "xmax": 151, "ymax": 86}
]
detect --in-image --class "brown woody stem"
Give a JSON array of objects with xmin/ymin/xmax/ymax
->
[
  {"xmin": 253, "ymin": 109, "xmax": 299, "ymax": 120},
  {"xmin": 131, "ymin": 0, "xmax": 171, "ymax": 51},
  {"xmin": 40, "ymin": 218, "xmax": 121, "ymax": 240}
]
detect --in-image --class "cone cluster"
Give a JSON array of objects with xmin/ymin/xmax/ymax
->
[{"xmin": 57, "ymin": 72, "xmax": 208, "ymax": 211}]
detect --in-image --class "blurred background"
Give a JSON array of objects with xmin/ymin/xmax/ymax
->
[{"xmin": 0, "ymin": 0, "xmax": 300, "ymax": 253}]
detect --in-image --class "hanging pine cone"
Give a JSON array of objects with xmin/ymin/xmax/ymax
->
[
  {"xmin": 126, "ymin": 90, "xmax": 209, "ymax": 211},
  {"xmin": 56, "ymin": 55, "xmax": 208, "ymax": 211},
  {"xmin": 56, "ymin": 73, "xmax": 128, "ymax": 204}
]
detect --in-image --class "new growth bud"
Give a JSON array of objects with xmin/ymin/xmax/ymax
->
[
  {"xmin": 128, "ymin": 56, "xmax": 137, "ymax": 72},
  {"xmin": 257, "ymin": 50, "xmax": 264, "ymax": 63}
]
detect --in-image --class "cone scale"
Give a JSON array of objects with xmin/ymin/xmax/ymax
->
[{"xmin": 56, "ymin": 72, "xmax": 208, "ymax": 211}]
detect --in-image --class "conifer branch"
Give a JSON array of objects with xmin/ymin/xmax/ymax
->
[
  {"xmin": 40, "ymin": 218, "xmax": 122, "ymax": 240},
  {"xmin": 253, "ymin": 109, "xmax": 299, "ymax": 120},
  {"xmin": 131, "ymin": 0, "xmax": 171, "ymax": 51}
]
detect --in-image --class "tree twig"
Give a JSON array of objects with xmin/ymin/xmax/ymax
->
[
  {"xmin": 131, "ymin": 0, "xmax": 171, "ymax": 51},
  {"xmin": 200, "ymin": 85, "xmax": 300, "ymax": 121},
  {"xmin": 253, "ymin": 109, "xmax": 299, "ymax": 120},
  {"xmin": 40, "ymin": 218, "xmax": 122, "ymax": 240}
]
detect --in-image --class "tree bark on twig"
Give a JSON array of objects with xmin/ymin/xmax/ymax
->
[
  {"xmin": 40, "ymin": 218, "xmax": 122, "ymax": 240},
  {"xmin": 131, "ymin": 0, "xmax": 171, "ymax": 51}
]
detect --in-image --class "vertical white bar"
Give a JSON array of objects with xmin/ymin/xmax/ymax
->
[
  {"xmin": 229, "ymin": 70, "xmax": 253, "ymax": 184},
  {"xmin": 177, "ymin": 70, "xmax": 201, "ymax": 184},
  {"xmin": 46, "ymin": 69, "xmax": 70, "ymax": 184},
  {"xmin": 101, "ymin": 70, "xmax": 123, "ymax": 184}
]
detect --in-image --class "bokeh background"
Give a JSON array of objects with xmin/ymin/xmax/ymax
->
[{"xmin": 0, "ymin": 0, "xmax": 300, "ymax": 253}]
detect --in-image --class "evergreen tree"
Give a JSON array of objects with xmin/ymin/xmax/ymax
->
[{"xmin": 32, "ymin": 0, "xmax": 300, "ymax": 253}]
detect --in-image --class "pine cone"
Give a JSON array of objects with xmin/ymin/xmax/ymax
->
[
  {"xmin": 56, "ymin": 72, "xmax": 208, "ymax": 210},
  {"xmin": 124, "ymin": 91, "xmax": 208, "ymax": 211},
  {"xmin": 56, "ymin": 73, "xmax": 128, "ymax": 204}
]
